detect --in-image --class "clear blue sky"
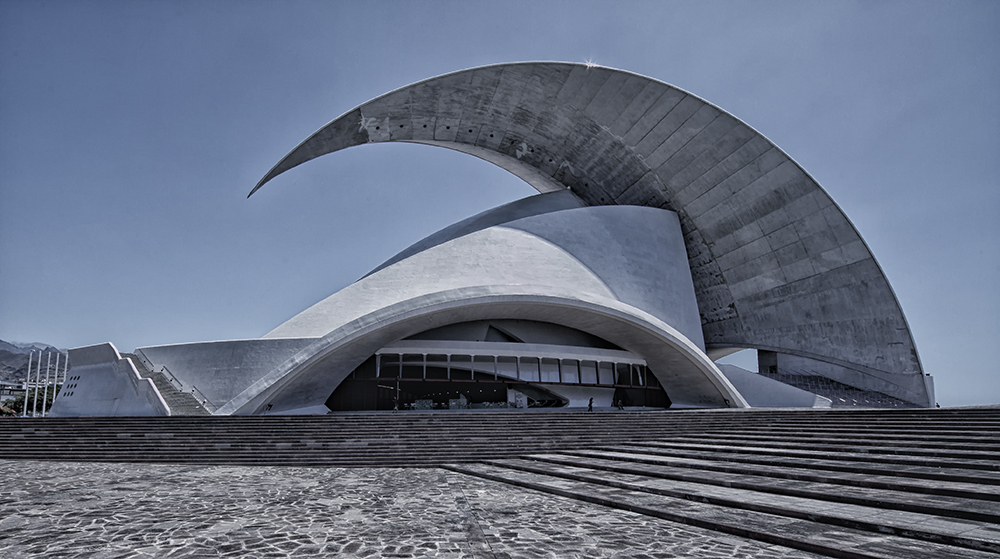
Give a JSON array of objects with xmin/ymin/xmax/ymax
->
[{"xmin": 1, "ymin": 1, "xmax": 997, "ymax": 406}]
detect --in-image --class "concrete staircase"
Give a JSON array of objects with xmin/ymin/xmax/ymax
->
[
  {"xmin": 1, "ymin": 408, "xmax": 997, "ymax": 558},
  {"xmin": 120, "ymin": 353, "xmax": 211, "ymax": 416}
]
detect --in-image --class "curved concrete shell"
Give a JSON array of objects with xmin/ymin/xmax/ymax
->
[
  {"xmin": 219, "ymin": 196, "xmax": 745, "ymax": 414},
  {"xmin": 252, "ymin": 62, "xmax": 929, "ymax": 407}
]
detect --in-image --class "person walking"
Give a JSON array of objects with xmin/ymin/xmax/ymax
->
[{"xmin": 588, "ymin": 397, "xmax": 593, "ymax": 412}]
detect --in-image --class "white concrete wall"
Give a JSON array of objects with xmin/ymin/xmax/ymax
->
[
  {"xmin": 268, "ymin": 195, "xmax": 704, "ymax": 351},
  {"xmin": 505, "ymin": 204, "xmax": 704, "ymax": 349},
  {"xmin": 264, "ymin": 218, "xmax": 619, "ymax": 339},
  {"xmin": 366, "ymin": 189, "xmax": 585, "ymax": 276},
  {"xmin": 136, "ymin": 338, "xmax": 317, "ymax": 410},
  {"xmin": 49, "ymin": 343, "xmax": 169, "ymax": 417}
]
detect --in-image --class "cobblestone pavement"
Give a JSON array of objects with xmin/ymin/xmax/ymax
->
[{"xmin": 0, "ymin": 460, "xmax": 823, "ymax": 558}]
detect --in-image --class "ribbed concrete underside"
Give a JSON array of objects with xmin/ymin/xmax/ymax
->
[{"xmin": 2, "ymin": 408, "xmax": 997, "ymax": 558}]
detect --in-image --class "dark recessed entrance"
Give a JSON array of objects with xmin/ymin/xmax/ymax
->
[{"xmin": 324, "ymin": 355, "xmax": 671, "ymax": 411}]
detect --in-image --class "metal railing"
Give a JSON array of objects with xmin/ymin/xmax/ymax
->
[{"xmin": 159, "ymin": 365, "xmax": 218, "ymax": 413}]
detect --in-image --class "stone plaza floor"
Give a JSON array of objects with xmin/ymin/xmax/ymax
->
[{"xmin": 0, "ymin": 460, "xmax": 825, "ymax": 558}]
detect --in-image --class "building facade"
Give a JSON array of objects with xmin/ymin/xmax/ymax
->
[{"xmin": 51, "ymin": 62, "xmax": 933, "ymax": 416}]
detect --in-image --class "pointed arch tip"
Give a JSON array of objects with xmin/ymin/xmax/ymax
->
[{"xmin": 247, "ymin": 178, "xmax": 268, "ymax": 198}]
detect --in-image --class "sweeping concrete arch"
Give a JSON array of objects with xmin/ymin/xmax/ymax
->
[
  {"xmin": 251, "ymin": 62, "xmax": 928, "ymax": 406},
  {"xmin": 221, "ymin": 201, "xmax": 735, "ymax": 413},
  {"xmin": 216, "ymin": 286, "xmax": 748, "ymax": 415}
]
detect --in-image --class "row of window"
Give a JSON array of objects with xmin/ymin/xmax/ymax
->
[{"xmin": 360, "ymin": 353, "xmax": 657, "ymax": 388}]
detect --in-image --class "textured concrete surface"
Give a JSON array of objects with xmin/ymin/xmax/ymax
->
[
  {"xmin": 49, "ymin": 344, "xmax": 167, "ymax": 418},
  {"xmin": 250, "ymin": 62, "xmax": 928, "ymax": 406},
  {"xmin": 0, "ymin": 460, "xmax": 823, "ymax": 558}
]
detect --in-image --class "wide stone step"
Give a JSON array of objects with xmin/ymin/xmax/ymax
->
[
  {"xmin": 698, "ymin": 425, "xmax": 1000, "ymax": 437},
  {"xmin": 15, "ymin": 419, "xmax": 970, "ymax": 428},
  {"xmin": 590, "ymin": 444, "xmax": 1000, "ymax": 490},
  {"xmin": 485, "ymin": 457, "xmax": 1000, "ymax": 553},
  {"xmin": 7, "ymin": 411, "xmax": 999, "ymax": 433},
  {"xmin": 2, "ymin": 409, "xmax": 999, "ymax": 470},
  {"xmin": 0, "ymin": 452, "xmax": 532, "ymax": 468},
  {"xmin": 616, "ymin": 440, "xmax": 1000, "ymax": 472},
  {"xmin": 1, "ymin": 431, "xmax": 684, "ymax": 447},
  {"xmin": 523, "ymin": 452, "xmax": 1000, "ymax": 523},
  {"xmin": 561, "ymin": 448, "xmax": 1000, "ymax": 500},
  {"xmin": 444, "ymin": 462, "xmax": 1000, "ymax": 559},
  {"xmin": 660, "ymin": 437, "xmax": 1000, "ymax": 463},
  {"xmin": 675, "ymin": 432, "xmax": 1000, "ymax": 453},
  {"xmin": 16, "ymin": 434, "xmax": 993, "ymax": 456}
]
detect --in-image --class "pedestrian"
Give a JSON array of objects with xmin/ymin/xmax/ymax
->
[{"xmin": 588, "ymin": 397, "xmax": 593, "ymax": 412}]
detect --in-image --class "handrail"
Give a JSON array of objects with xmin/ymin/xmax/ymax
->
[
  {"xmin": 157, "ymin": 365, "xmax": 185, "ymax": 391},
  {"xmin": 159, "ymin": 365, "xmax": 218, "ymax": 413},
  {"xmin": 133, "ymin": 350, "xmax": 158, "ymax": 379}
]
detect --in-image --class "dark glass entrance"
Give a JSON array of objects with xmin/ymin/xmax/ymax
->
[{"xmin": 324, "ymin": 354, "xmax": 671, "ymax": 411}]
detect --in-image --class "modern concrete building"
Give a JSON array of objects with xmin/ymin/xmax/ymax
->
[{"xmin": 51, "ymin": 62, "xmax": 933, "ymax": 417}]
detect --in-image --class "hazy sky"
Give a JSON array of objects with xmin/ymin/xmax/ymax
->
[{"xmin": 1, "ymin": 1, "xmax": 997, "ymax": 406}]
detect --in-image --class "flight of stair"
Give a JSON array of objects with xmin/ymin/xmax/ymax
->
[
  {"xmin": 1, "ymin": 408, "xmax": 997, "ymax": 558},
  {"xmin": 120, "ymin": 353, "xmax": 211, "ymax": 416}
]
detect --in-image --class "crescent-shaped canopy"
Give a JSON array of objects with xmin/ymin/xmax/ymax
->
[{"xmin": 251, "ymin": 62, "xmax": 924, "ymax": 401}]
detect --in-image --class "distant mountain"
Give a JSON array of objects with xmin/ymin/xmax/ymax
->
[
  {"xmin": 0, "ymin": 339, "xmax": 68, "ymax": 385},
  {"xmin": 0, "ymin": 340, "xmax": 64, "ymax": 354},
  {"xmin": 0, "ymin": 340, "xmax": 27, "ymax": 354}
]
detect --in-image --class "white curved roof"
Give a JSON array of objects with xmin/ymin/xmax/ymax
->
[{"xmin": 218, "ymin": 201, "xmax": 742, "ymax": 413}]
